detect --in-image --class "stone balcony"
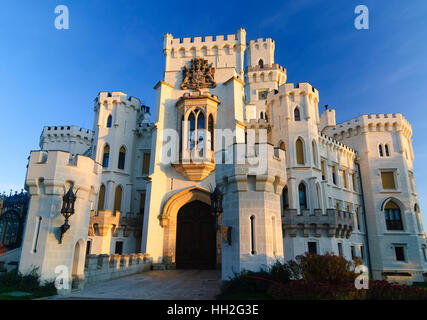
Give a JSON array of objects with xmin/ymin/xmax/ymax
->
[
  {"xmin": 88, "ymin": 210, "xmax": 121, "ymax": 236},
  {"xmin": 282, "ymin": 209, "xmax": 354, "ymax": 238},
  {"xmin": 172, "ymin": 149, "xmax": 215, "ymax": 181}
]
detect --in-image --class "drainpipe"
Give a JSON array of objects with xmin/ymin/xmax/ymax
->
[{"xmin": 356, "ymin": 158, "xmax": 373, "ymax": 280}]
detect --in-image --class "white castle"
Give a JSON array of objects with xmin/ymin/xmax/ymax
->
[{"xmin": 14, "ymin": 28, "xmax": 426, "ymax": 287}]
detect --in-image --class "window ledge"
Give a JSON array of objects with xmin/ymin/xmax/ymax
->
[{"xmin": 383, "ymin": 231, "xmax": 410, "ymax": 235}]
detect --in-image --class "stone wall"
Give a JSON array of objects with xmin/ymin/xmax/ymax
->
[{"xmin": 83, "ymin": 253, "xmax": 152, "ymax": 286}]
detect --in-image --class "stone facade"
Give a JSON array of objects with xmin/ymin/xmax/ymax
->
[{"xmin": 17, "ymin": 28, "xmax": 427, "ymax": 285}]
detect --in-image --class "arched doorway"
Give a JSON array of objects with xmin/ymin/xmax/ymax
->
[{"xmin": 176, "ymin": 201, "xmax": 216, "ymax": 269}]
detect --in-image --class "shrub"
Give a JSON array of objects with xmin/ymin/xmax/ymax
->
[
  {"xmin": 296, "ymin": 253, "xmax": 361, "ymax": 285},
  {"xmin": 0, "ymin": 267, "xmax": 56, "ymax": 295}
]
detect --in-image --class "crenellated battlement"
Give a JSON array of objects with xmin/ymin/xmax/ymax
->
[
  {"xmin": 163, "ymin": 28, "xmax": 246, "ymax": 55},
  {"xmin": 267, "ymin": 82, "xmax": 319, "ymax": 104},
  {"xmin": 327, "ymin": 113, "xmax": 412, "ymax": 139},
  {"xmin": 318, "ymin": 132, "xmax": 358, "ymax": 157},
  {"xmin": 25, "ymin": 150, "xmax": 101, "ymax": 196},
  {"xmin": 249, "ymin": 38, "xmax": 274, "ymax": 47},
  {"xmin": 95, "ymin": 91, "xmax": 142, "ymax": 111}
]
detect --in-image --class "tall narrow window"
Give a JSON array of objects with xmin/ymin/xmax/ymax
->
[
  {"xmin": 118, "ymin": 146, "xmax": 126, "ymax": 170},
  {"xmin": 282, "ymin": 186, "xmax": 289, "ymax": 214},
  {"xmin": 342, "ymin": 170, "xmax": 347, "ymax": 188},
  {"xmin": 250, "ymin": 216, "xmax": 256, "ymax": 254},
  {"xmin": 113, "ymin": 186, "xmax": 122, "ymax": 215},
  {"xmin": 379, "ymin": 145, "xmax": 384, "ymax": 157},
  {"xmin": 352, "ymin": 173, "xmax": 357, "ymax": 191},
  {"xmin": 298, "ymin": 183, "xmax": 307, "ymax": 210},
  {"xmin": 338, "ymin": 242, "xmax": 343, "ymax": 256},
  {"xmin": 32, "ymin": 216, "xmax": 42, "ymax": 253},
  {"xmin": 197, "ymin": 111, "xmax": 205, "ymax": 150},
  {"xmin": 188, "ymin": 112, "xmax": 195, "ymax": 149},
  {"xmin": 142, "ymin": 153, "xmax": 150, "ymax": 175},
  {"xmin": 385, "ymin": 200, "xmax": 403, "ymax": 230},
  {"xmin": 258, "ymin": 59, "xmax": 264, "ymax": 68},
  {"xmin": 312, "ymin": 140, "xmax": 317, "ymax": 166},
  {"xmin": 208, "ymin": 114, "xmax": 214, "ymax": 150},
  {"xmin": 321, "ymin": 161, "xmax": 326, "ymax": 180},
  {"xmin": 316, "ymin": 184, "xmax": 322, "ymax": 209},
  {"xmin": 296, "ymin": 138, "xmax": 304, "ymax": 165},
  {"xmin": 356, "ymin": 208, "xmax": 361, "ymax": 231},
  {"xmin": 97, "ymin": 184, "xmax": 106, "ymax": 211},
  {"xmin": 332, "ymin": 166, "xmax": 337, "ymax": 185},
  {"xmin": 106, "ymin": 115, "xmax": 112, "ymax": 128},
  {"xmin": 294, "ymin": 107, "xmax": 301, "ymax": 121},
  {"xmin": 102, "ymin": 145, "xmax": 110, "ymax": 168},
  {"xmin": 360, "ymin": 245, "xmax": 365, "ymax": 260},
  {"xmin": 272, "ymin": 216, "xmax": 277, "ymax": 255},
  {"xmin": 351, "ymin": 246, "xmax": 356, "ymax": 260},
  {"xmin": 385, "ymin": 144, "xmax": 390, "ymax": 157}
]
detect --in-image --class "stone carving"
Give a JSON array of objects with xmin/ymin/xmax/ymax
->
[{"xmin": 181, "ymin": 58, "xmax": 216, "ymax": 90}]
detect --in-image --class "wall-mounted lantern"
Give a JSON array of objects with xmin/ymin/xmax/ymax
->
[
  {"xmin": 59, "ymin": 186, "xmax": 77, "ymax": 244},
  {"xmin": 210, "ymin": 186, "xmax": 231, "ymax": 245}
]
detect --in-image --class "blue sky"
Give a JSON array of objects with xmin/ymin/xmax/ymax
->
[{"xmin": 0, "ymin": 1, "xmax": 426, "ymax": 227}]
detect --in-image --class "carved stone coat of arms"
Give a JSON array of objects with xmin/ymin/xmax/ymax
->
[{"xmin": 181, "ymin": 58, "xmax": 216, "ymax": 90}]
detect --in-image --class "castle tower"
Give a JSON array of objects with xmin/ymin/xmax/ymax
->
[
  {"xmin": 215, "ymin": 142, "xmax": 286, "ymax": 279},
  {"xmin": 90, "ymin": 91, "xmax": 142, "ymax": 254},
  {"xmin": 19, "ymin": 150, "xmax": 100, "ymax": 289},
  {"xmin": 245, "ymin": 38, "xmax": 287, "ymax": 120},
  {"xmin": 325, "ymin": 113, "xmax": 426, "ymax": 282}
]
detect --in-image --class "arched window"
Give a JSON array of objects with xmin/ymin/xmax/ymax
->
[
  {"xmin": 118, "ymin": 146, "xmax": 126, "ymax": 170},
  {"xmin": 187, "ymin": 109, "xmax": 207, "ymax": 150},
  {"xmin": 385, "ymin": 144, "xmax": 390, "ymax": 157},
  {"xmin": 296, "ymin": 138, "xmax": 305, "ymax": 165},
  {"xmin": 379, "ymin": 145, "xmax": 383, "ymax": 157},
  {"xmin": 113, "ymin": 186, "xmax": 123, "ymax": 215},
  {"xmin": 97, "ymin": 184, "xmax": 106, "ymax": 211},
  {"xmin": 258, "ymin": 59, "xmax": 264, "ymax": 68},
  {"xmin": 385, "ymin": 200, "xmax": 403, "ymax": 230},
  {"xmin": 282, "ymin": 186, "xmax": 289, "ymax": 213},
  {"xmin": 196, "ymin": 111, "xmax": 205, "ymax": 150},
  {"xmin": 102, "ymin": 145, "xmax": 110, "ymax": 168},
  {"xmin": 106, "ymin": 115, "xmax": 112, "ymax": 128},
  {"xmin": 312, "ymin": 140, "xmax": 317, "ymax": 166},
  {"xmin": 294, "ymin": 107, "xmax": 301, "ymax": 121},
  {"xmin": 188, "ymin": 112, "xmax": 195, "ymax": 149},
  {"xmin": 208, "ymin": 114, "xmax": 214, "ymax": 150},
  {"xmin": 299, "ymin": 183, "xmax": 307, "ymax": 210}
]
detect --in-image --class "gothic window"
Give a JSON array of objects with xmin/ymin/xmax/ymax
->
[
  {"xmin": 282, "ymin": 186, "xmax": 289, "ymax": 214},
  {"xmin": 113, "ymin": 186, "xmax": 123, "ymax": 215},
  {"xmin": 260, "ymin": 112, "xmax": 264, "ymax": 119},
  {"xmin": 385, "ymin": 144, "xmax": 390, "ymax": 157},
  {"xmin": 298, "ymin": 183, "xmax": 307, "ymax": 210},
  {"xmin": 385, "ymin": 200, "xmax": 403, "ymax": 231},
  {"xmin": 188, "ymin": 112, "xmax": 196, "ymax": 149},
  {"xmin": 97, "ymin": 184, "xmax": 106, "ymax": 211},
  {"xmin": 102, "ymin": 144, "xmax": 110, "ymax": 168},
  {"xmin": 312, "ymin": 140, "xmax": 317, "ymax": 166},
  {"xmin": 106, "ymin": 115, "xmax": 112, "ymax": 128},
  {"xmin": 258, "ymin": 59, "xmax": 264, "ymax": 68},
  {"xmin": 118, "ymin": 146, "xmax": 126, "ymax": 170},
  {"xmin": 208, "ymin": 114, "xmax": 214, "ymax": 150},
  {"xmin": 294, "ymin": 107, "xmax": 301, "ymax": 121},
  {"xmin": 379, "ymin": 144, "xmax": 384, "ymax": 157},
  {"xmin": 296, "ymin": 138, "xmax": 305, "ymax": 165},
  {"xmin": 187, "ymin": 109, "xmax": 206, "ymax": 150}
]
